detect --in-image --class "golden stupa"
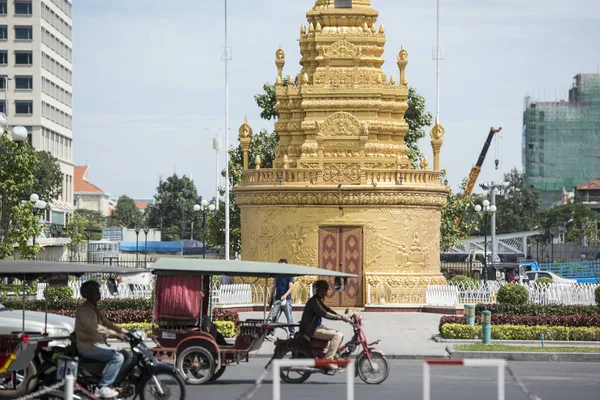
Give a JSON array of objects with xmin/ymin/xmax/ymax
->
[{"xmin": 234, "ymin": 0, "xmax": 448, "ymax": 307}]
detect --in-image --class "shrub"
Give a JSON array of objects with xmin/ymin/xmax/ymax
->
[
  {"xmin": 534, "ymin": 277, "xmax": 554, "ymax": 288},
  {"xmin": 121, "ymin": 322, "xmax": 152, "ymax": 335},
  {"xmin": 48, "ymin": 309, "xmax": 153, "ymax": 324},
  {"xmin": 214, "ymin": 321, "xmax": 235, "ymax": 338},
  {"xmin": 596, "ymin": 286, "xmax": 600, "ymax": 306},
  {"xmin": 476, "ymin": 304, "xmax": 599, "ymax": 316},
  {"xmin": 439, "ymin": 315, "xmax": 600, "ymax": 332},
  {"xmin": 212, "ymin": 309, "xmax": 240, "ymax": 326},
  {"xmin": 441, "ymin": 323, "xmax": 600, "ymax": 341},
  {"xmin": 449, "ymin": 275, "xmax": 478, "ymax": 288},
  {"xmin": 44, "ymin": 286, "xmax": 74, "ymax": 304},
  {"xmin": 2, "ymin": 298, "xmax": 153, "ymax": 311},
  {"xmin": 496, "ymin": 284, "xmax": 529, "ymax": 305}
]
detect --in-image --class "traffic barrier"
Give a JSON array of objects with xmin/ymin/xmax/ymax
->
[
  {"xmin": 272, "ymin": 359, "xmax": 354, "ymax": 400},
  {"xmin": 422, "ymin": 359, "xmax": 507, "ymax": 400}
]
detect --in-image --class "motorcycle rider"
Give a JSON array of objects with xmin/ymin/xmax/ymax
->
[
  {"xmin": 299, "ymin": 280, "xmax": 350, "ymax": 370},
  {"xmin": 75, "ymin": 280, "xmax": 128, "ymax": 399}
]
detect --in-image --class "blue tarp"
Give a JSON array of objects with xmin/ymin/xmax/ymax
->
[{"xmin": 120, "ymin": 241, "xmax": 184, "ymax": 253}]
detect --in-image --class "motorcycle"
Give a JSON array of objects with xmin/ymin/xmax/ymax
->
[
  {"xmin": 36, "ymin": 329, "xmax": 186, "ymax": 400},
  {"xmin": 267, "ymin": 309, "xmax": 390, "ymax": 384}
]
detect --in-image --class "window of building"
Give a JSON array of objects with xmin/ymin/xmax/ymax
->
[
  {"xmin": 14, "ymin": 51, "xmax": 32, "ymax": 65},
  {"xmin": 0, "ymin": 1, "xmax": 6, "ymax": 15},
  {"xmin": 0, "ymin": 26, "xmax": 7, "ymax": 40},
  {"xmin": 15, "ymin": 75, "xmax": 32, "ymax": 90},
  {"xmin": 14, "ymin": 0, "xmax": 32, "ymax": 16},
  {"xmin": 14, "ymin": 26, "xmax": 32, "ymax": 40},
  {"xmin": 0, "ymin": 100, "xmax": 5, "ymax": 114},
  {"xmin": 0, "ymin": 51, "xmax": 7, "ymax": 65},
  {"xmin": 0, "ymin": 76, "xmax": 5, "ymax": 89},
  {"xmin": 15, "ymin": 100, "xmax": 33, "ymax": 114}
]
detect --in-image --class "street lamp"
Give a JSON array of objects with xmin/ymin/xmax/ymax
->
[
  {"xmin": 194, "ymin": 200, "xmax": 216, "ymax": 259},
  {"xmin": 134, "ymin": 226, "xmax": 141, "ymax": 267},
  {"xmin": 0, "ymin": 114, "xmax": 28, "ymax": 155},
  {"xmin": 143, "ymin": 226, "xmax": 150, "ymax": 266},
  {"xmin": 29, "ymin": 194, "xmax": 46, "ymax": 251},
  {"xmin": 475, "ymin": 200, "xmax": 497, "ymax": 284}
]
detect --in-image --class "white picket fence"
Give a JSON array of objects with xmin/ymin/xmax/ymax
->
[
  {"xmin": 423, "ymin": 282, "xmax": 599, "ymax": 306},
  {"xmin": 36, "ymin": 281, "xmax": 154, "ymax": 300}
]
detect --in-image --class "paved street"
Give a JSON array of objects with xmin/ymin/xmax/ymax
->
[
  {"xmin": 186, "ymin": 359, "xmax": 600, "ymax": 400},
  {"xmin": 238, "ymin": 311, "xmax": 449, "ymax": 357}
]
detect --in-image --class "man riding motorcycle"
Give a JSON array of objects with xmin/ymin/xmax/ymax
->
[
  {"xmin": 75, "ymin": 280, "xmax": 128, "ymax": 399},
  {"xmin": 298, "ymin": 280, "xmax": 350, "ymax": 370}
]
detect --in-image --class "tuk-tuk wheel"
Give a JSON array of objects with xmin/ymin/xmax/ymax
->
[
  {"xmin": 0, "ymin": 361, "xmax": 37, "ymax": 399},
  {"xmin": 175, "ymin": 345, "xmax": 215, "ymax": 385},
  {"xmin": 210, "ymin": 366, "xmax": 226, "ymax": 382}
]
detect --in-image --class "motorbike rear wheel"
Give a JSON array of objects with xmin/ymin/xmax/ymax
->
[
  {"xmin": 139, "ymin": 371, "xmax": 186, "ymax": 400},
  {"xmin": 356, "ymin": 351, "xmax": 389, "ymax": 384},
  {"xmin": 0, "ymin": 361, "xmax": 37, "ymax": 399},
  {"xmin": 275, "ymin": 347, "xmax": 312, "ymax": 384}
]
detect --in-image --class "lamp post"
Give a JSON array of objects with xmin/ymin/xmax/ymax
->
[
  {"xmin": 143, "ymin": 226, "xmax": 150, "ymax": 266},
  {"xmin": 29, "ymin": 194, "xmax": 46, "ymax": 251},
  {"xmin": 475, "ymin": 200, "xmax": 497, "ymax": 284},
  {"xmin": 194, "ymin": 200, "xmax": 216, "ymax": 259},
  {"xmin": 134, "ymin": 226, "xmax": 141, "ymax": 267}
]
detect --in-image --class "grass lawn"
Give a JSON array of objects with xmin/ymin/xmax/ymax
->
[{"xmin": 454, "ymin": 344, "xmax": 600, "ymax": 353}]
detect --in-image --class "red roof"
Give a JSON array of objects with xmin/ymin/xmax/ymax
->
[
  {"xmin": 135, "ymin": 201, "xmax": 150, "ymax": 209},
  {"xmin": 74, "ymin": 166, "xmax": 105, "ymax": 193},
  {"xmin": 576, "ymin": 178, "xmax": 600, "ymax": 191}
]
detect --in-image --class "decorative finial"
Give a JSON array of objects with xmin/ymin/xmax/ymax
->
[
  {"xmin": 316, "ymin": 22, "xmax": 322, "ymax": 33},
  {"xmin": 378, "ymin": 24, "xmax": 385, "ymax": 34},
  {"xmin": 308, "ymin": 22, "xmax": 315, "ymax": 33},
  {"xmin": 239, "ymin": 116, "xmax": 253, "ymax": 139},
  {"xmin": 255, "ymin": 154, "xmax": 262, "ymax": 170},
  {"xmin": 430, "ymin": 116, "xmax": 445, "ymax": 171},
  {"xmin": 389, "ymin": 75, "xmax": 396, "ymax": 85},
  {"xmin": 430, "ymin": 116, "xmax": 445, "ymax": 140},
  {"xmin": 275, "ymin": 46, "xmax": 286, "ymax": 80},
  {"xmin": 301, "ymin": 24, "xmax": 307, "ymax": 35},
  {"xmin": 420, "ymin": 156, "xmax": 429, "ymax": 170},
  {"xmin": 362, "ymin": 22, "xmax": 369, "ymax": 32},
  {"xmin": 282, "ymin": 154, "xmax": 290, "ymax": 169},
  {"xmin": 287, "ymin": 75, "xmax": 294, "ymax": 86},
  {"xmin": 302, "ymin": 72, "xmax": 309, "ymax": 84},
  {"xmin": 276, "ymin": 75, "xmax": 282, "ymax": 86},
  {"xmin": 370, "ymin": 24, "xmax": 376, "ymax": 33},
  {"xmin": 377, "ymin": 74, "xmax": 383, "ymax": 84},
  {"xmin": 398, "ymin": 46, "xmax": 408, "ymax": 61},
  {"xmin": 397, "ymin": 46, "xmax": 409, "ymax": 87}
]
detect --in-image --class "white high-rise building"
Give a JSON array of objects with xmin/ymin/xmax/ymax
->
[{"xmin": 0, "ymin": 0, "xmax": 74, "ymax": 226}]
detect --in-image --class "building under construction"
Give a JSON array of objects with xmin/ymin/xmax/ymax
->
[{"xmin": 523, "ymin": 73, "xmax": 600, "ymax": 208}]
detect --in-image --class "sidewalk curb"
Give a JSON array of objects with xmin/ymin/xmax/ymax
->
[
  {"xmin": 433, "ymin": 334, "xmax": 600, "ymax": 347},
  {"xmin": 445, "ymin": 344, "xmax": 600, "ymax": 362}
]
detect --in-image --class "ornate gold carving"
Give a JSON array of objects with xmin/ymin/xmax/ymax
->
[
  {"xmin": 429, "ymin": 117, "xmax": 445, "ymax": 140},
  {"xmin": 420, "ymin": 157, "xmax": 429, "ymax": 170},
  {"xmin": 323, "ymin": 163, "xmax": 360, "ymax": 182},
  {"xmin": 320, "ymin": 112, "xmax": 362, "ymax": 137},
  {"xmin": 324, "ymin": 40, "xmax": 359, "ymax": 58},
  {"xmin": 238, "ymin": 116, "xmax": 253, "ymax": 139}
]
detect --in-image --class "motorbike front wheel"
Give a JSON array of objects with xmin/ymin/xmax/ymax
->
[
  {"xmin": 139, "ymin": 371, "xmax": 186, "ymax": 400},
  {"xmin": 356, "ymin": 352, "xmax": 389, "ymax": 384}
]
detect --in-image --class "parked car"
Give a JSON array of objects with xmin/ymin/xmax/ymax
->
[
  {"xmin": 525, "ymin": 271, "xmax": 577, "ymax": 285},
  {"xmin": 0, "ymin": 303, "xmax": 73, "ymax": 339}
]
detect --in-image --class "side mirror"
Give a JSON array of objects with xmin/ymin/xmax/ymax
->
[
  {"xmin": 106, "ymin": 278, "xmax": 119, "ymax": 296},
  {"xmin": 334, "ymin": 277, "xmax": 347, "ymax": 292},
  {"xmin": 345, "ymin": 308, "xmax": 349, "ymax": 315}
]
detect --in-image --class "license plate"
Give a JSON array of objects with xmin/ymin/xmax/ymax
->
[
  {"xmin": 56, "ymin": 356, "xmax": 78, "ymax": 380},
  {"xmin": 161, "ymin": 332, "xmax": 176, "ymax": 340}
]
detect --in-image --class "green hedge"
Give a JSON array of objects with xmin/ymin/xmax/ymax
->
[
  {"xmin": 441, "ymin": 323, "xmax": 600, "ymax": 341},
  {"xmin": 2, "ymin": 298, "xmax": 153, "ymax": 311},
  {"xmin": 121, "ymin": 322, "xmax": 152, "ymax": 335},
  {"xmin": 475, "ymin": 304, "xmax": 600, "ymax": 316},
  {"xmin": 596, "ymin": 286, "xmax": 600, "ymax": 306},
  {"xmin": 214, "ymin": 321, "xmax": 235, "ymax": 338},
  {"xmin": 496, "ymin": 284, "xmax": 529, "ymax": 305}
]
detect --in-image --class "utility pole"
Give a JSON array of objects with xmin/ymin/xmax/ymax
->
[{"xmin": 223, "ymin": 0, "xmax": 232, "ymax": 260}]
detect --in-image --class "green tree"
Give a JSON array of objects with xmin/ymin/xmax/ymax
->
[
  {"xmin": 73, "ymin": 209, "xmax": 106, "ymax": 240},
  {"xmin": 404, "ymin": 87, "xmax": 434, "ymax": 167},
  {"xmin": 64, "ymin": 212, "xmax": 87, "ymax": 261},
  {"xmin": 541, "ymin": 202, "xmax": 600, "ymax": 244},
  {"xmin": 492, "ymin": 169, "xmax": 542, "ymax": 233},
  {"xmin": 0, "ymin": 130, "xmax": 42, "ymax": 259},
  {"xmin": 111, "ymin": 195, "xmax": 143, "ymax": 229},
  {"xmin": 146, "ymin": 174, "xmax": 206, "ymax": 241},
  {"xmin": 440, "ymin": 174, "xmax": 478, "ymax": 251},
  {"xmin": 32, "ymin": 151, "xmax": 63, "ymax": 202}
]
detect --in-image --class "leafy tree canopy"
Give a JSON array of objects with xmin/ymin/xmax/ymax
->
[
  {"xmin": 110, "ymin": 195, "xmax": 143, "ymax": 229},
  {"xmin": 32, "ymin": 151, "xmax": 62, "ymax": 202}
]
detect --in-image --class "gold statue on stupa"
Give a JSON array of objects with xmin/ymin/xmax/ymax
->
[{"xmin": 234, "ymin": 0, "xmax": 448, "ymax": 307}]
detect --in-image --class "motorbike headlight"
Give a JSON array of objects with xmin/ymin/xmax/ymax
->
[{"xmin": 132, "ymin": 329, "xmax": 148, "ymax": 341}]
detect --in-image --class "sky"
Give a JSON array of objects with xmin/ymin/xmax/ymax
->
[{"xmin": 73, "ymin": 0, "xmax": 600, "ymax": 200}]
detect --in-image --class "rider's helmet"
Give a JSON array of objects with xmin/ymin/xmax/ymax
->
[
  {"xmin": 314, "ymin": 280, "xmax": 330, "ymax": 292},
  {"xmin": 80, "ymin": 280, "xmax": 101, "ymax": 299}
]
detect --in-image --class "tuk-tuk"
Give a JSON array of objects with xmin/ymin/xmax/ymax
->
[
  {"xmin": 493, "ymin": 263, "xmax": 528, "ymax": 284},
  {"xmin": 0, "ymin": 260, "xmax": 139, "ymax": 399},
  {"xmin": 149, "ymin": 258, "xmax": 358, "ymax": 385}
]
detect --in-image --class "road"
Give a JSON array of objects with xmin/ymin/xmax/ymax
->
[{"xmin": 185, "ymin": 359, "xmax": 600, "ymax": 400}]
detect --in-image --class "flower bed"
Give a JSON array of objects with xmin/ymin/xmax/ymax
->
[
  {"xmin": 475, "ymin": 304, "xmax": 599, "ymax": 316},
  {"xmin": 439, "ymin": 315, "xmax": 600, "ymax": 333}
]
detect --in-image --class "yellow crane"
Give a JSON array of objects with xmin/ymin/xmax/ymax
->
[{"xmin": 455, "ymin": 127, "xmax": 502, "ymax": 227}]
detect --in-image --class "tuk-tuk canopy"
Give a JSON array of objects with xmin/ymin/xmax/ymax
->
[
  {"xmin": 0, "ymin": 260, "xmax": 141, "ymax": 278},
  {"xmin": 151, "ymin": 258, "xmax": 359, "ymax": 279}
]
